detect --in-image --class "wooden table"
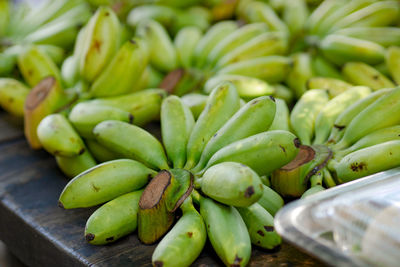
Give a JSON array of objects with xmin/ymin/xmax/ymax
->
[{"xmin": 0, "ymin": 112, "xmax": 325, "ymax": 267}]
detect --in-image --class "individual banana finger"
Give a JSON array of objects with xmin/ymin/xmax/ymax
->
[
  {"xmin": 181, "ymin": 93, "xmax": 208, "ymax": 120},
  {"xmin": 334, "ymin": 27, "xmax": 400, "ymax": 47},
  {"xmin": 307, "ymin": 77, "xmax": 352, "ymax": 98},
  {"xmin": 268, "ymin": 98, "xmax": 290, "ymax": 131},
  {"xmin": 55, "ymin": 149, "xmax": 96, "ymax": 178},
  {"xmin": 386, "ymin": 46, "xmax": 400, "ymax": 85},
  {"xmin": 85, "ymin": 190, "xmax": 143, "ymax": 245},
  {"xmin": 257, "ymin": 184, "xmax": 284, "ymax": 216},
  {"xmin": 86, "ymin": 139, "xmax": 122, "ymax": 163},
  {"xmin": 59, "ymin": 159, "xmax": 157, "ymax": 209},
  {"xmin": 286, "ymin": 52, "xmax": 314, "ymax": 98},
  {"xmin": 174, "ymin": 26, "xmax": 203, "ymax": 69},
  {"xmin": 0, "ymin": 78, "xmax": 30, "ymax": 117},
  {"xmin": 283, "ymin": 0, "xmax": 308, "ymax": 35},
  {"xmin": 311, "ymin": 54, "xmax": 343, "ymax": 80}
]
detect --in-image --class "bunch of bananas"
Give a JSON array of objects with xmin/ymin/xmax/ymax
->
[{"xmin": 57, "ymin": 83, "xmax": 299, "ymax": 266}]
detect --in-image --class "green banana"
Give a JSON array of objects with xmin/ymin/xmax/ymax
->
[
  {"xmin": 89, "ymin": 39, "xmax": 149, "ymax": 97},
  {"xmin": 17, "ymin": 45, "xmax": 62, "ymax": 87},
  {"xmin": 237, "ymin": 203, "xmax": 281, "ymax": 249},
  {"xmin": 88, "ymin": 89, "xmax": 167, "ymax": 127},
  {"xmin": 36, "ymin": 44, "xmax": 66, "ymax": 66},
  {"xmin": 311, "ymin": 54, "xmax": 343, "ymax": 80},
  {"xmin": 322, "ymin": 167, "xmax": 337, "ymax": 188},
  {"xmin": 217, "ymin": 56, "xmax": 292, "ymax": 83},
  {"xmin": 386, "ymin": 46, "xmax": 400, "ymax": 85},
  {"xmin": 171, "ymin": 6, "xmax": 211, "ymax": 34},
  {"xmin": 207, "ymin": 22, "xmax": 269, "ymax": 68},
  {"xmin": 181, "ymin": 93, "xmax": 208, "ymax": 119},
  {"xmin": 137, "ymin": 65, "xmax": 164, "ymax": 90},
  {"xmin": 152, "ymin": 197, "xmax": 206, "ymax": 267},
  {"xmin": 161, "ymin": 95, "xmax": 195, "ymax": 169},
  {"xmin": 335, "ymin": 125, "xmax": 400, "ymax": 158},
  {"xmin": 333, "ymin": 87, "xmax": 400, "ymax": 150},
  {"xmin": 319, "ymin": 34, "xmax": 386, "ymax": 66},
  {"xmin": 197, "ymin": 162, "xmax": 263, "ymax": 207},
  {"xmin": 331, "ymin": 1, "xmax": 400, "ymax": 31},
  {"xmin": 334, "ymin": 27, "xmax": 400, "ymax": 47},
  {"xmin": 268, "ymin": 98, "xmax": 290, "ymax": 131},
  {"xmin": 257, "ymin": 184, "xmax": 284, "ymax": 216},
  {"xmin": 301, "ymin": 185, "xmax": 325, "ymax": 199},
  {"xmin": 59, "ymin": 159, "xmax": 157, "ymax": 209},
  {"xmin": 79, "ymin": 6, "xmax": 120, "ymax": 82},
  {"xmin": 85, "ymin": 190, "xmax": 143, "ymax": 245},
  {"xmin": 286, "ymin": 53, "xmax": 314, "ymax": 98},
  {"xmin": 342, "ymin": 62, "xmax": 395, "ymax": 91},
  {"xmin": 37, "ymin": 114, "xmax": 85, "ymax": 157},
  {"xmin": 313, "ymin": 86, "xmax": 371, "ymax": 144},
  {"xmin": 327, "ymin": 88, "xmax": 392, "ymax": 144},
  {"xmin": 93, "ymin": 120, "xmax": 169, "ymax": 170},
  {"xmin": 184, "ymin": 81, "xmax": 240, "ymax": 170},
  {"xmin": 68, "ymin": 102, "xmax": 133, "ymax": 139},
  {"xmin": 193, "ymin": 20, "xmax": 238, "ymax": 68},
  {"xmin": 0, "ymin": 51, "xmax": 17, "ymax": 76},
  {"xmin": 61, "ymin": 55, "xmax": 79, "ymax": 88},
  {"xmin": 136, "ymin": 20, "xmax": 177, "ymax": 73},
  {"xmin": 0, "ymin": 78, "xmax": 30, "ymax": 117},
  {"xmin": 86, "ymin": 139, "xmax": 122, "ymax": 163},
  {"xmin": 273, "ymin": 84, "xmax": 294, "ymax": 106},
  {"xmin": 204, "ymin": 74, "xmax": 275, "ymax": 100},
  {"xmin": 203, "ymin": 130, "xmax": 300, "ymax": 176},
  {"xmin": 174, "ymin": 26, "xmax": 203, "ymax": 69},
  {"xmin": 330, "ymin": 140, "xmax": 400, "ymax": 183},
  {"xmin": 55, "ymin": 149, "xmax": 96, "ymax": 178},
  {"xmin": 290, "ymin": 89, "xmax": 330, "ymax": 145},
  {"xmin": 215, "ymin": 32, "xmax": 288, "ymax": 69},
  {"xmin": 307, "ymin": 77, "xmax": 352, "ymax": 98},
  {"xmin": 200, "ymin": 197, "xmax": 251, "ymax": 267},
  {"xmin": 306, "ymin": 0, "xmax": 345, "ymax": 35},
  {"xmin": 271, "ymin": 145, "xmax": 332, "ymax": 197},
  {"xmin": 194, "ymin": 96, "xmax": 276, "ymax": 172},
  {"xmin": 160, "ymin": 68, "xmax": 204, "ymax": 96},
  {"xmin": 283, "ymin": 0, "xmax": 309, "ymax": 35},
  {"xmin": 126, "ymin": 5, "xmax": 176, "ymax": 28},
  {"xmin": 0, "ymin": 0, "xmax": 9, "ymax": 37}
]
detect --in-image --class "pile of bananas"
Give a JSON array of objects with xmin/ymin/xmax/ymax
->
[{"xmin": 1, "ymin": 0, "xmax": 400, "ymax": 266}]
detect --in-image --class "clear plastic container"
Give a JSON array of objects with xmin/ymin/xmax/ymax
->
[{"xmin": 275, "ymin": 167, "xmax": 400, "ymax": 267}]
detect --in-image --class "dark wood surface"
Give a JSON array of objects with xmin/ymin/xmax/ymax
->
[{"xmin": 0, "ymin": 112, "xmax": 325, "ymax": 267}]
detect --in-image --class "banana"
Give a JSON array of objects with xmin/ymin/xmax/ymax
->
[
  {"xmin": 322, "ymin": 167, "xmax": 337, "ymax": 188},
  {"xmin": 319, "ymin": 35, "xmax": 386, "ymax": 66},
  {"xmin": 204, "ymin": 74, "xmax": 275, "ymax": 100},
  {"xmin": 85, "ymin": 190, "xmax": 143, "ymax": 245},
  {"xmin": 160, "ymin": 68, "xmax": 204, "ymax": 96},
  {"xmin": 193, "ymin": 96, "xmax": 276, "ymax": 172},
  {"xmin": 171, "ymin": 6, "xmax": 211, "ymax": 34},
  {"xmin": 271, "ymin": 144, "xmax": 332, "ymax": 197},
  {"xmin": 197, "ymin": 162, "xmax": 263, "ymax": 207},
  {"xmin": 17, "ymin": 45, "xmax": 62, "ymax": 87},
  {"xmin": 257, "ymin": 184, "xmax": 284, "ymax": 216},
  {"xmin": 136, "ymin": 20, "xmax": 177, "ymax": 73},
  {"xmin": 330, "ymin": 140, "xmax": 400, "ymax": 183},
  {"xmin": 286, "ymin": 53, "xmax": 314, "ymax": 98},
  {"xmin": 88, "ymin": 89, "xmax": 167, "ymax": 127},
  {"xmin": 24, "ymin": 77, "xmax": 76, "ymax": 149},
  {"xmin": 333, "ymin": 87, "xmax": 400, "ymax": 150},
  {"xmin": 386, "ymin": 46, "xmax": 400, "ymax": 85},
  {"xmin": 290, "ymin": 89, "xmax": 330, "ymax": 145},
  {"xmin": 137, "ymin": 65, "xmax": 164, "ymax": 90},
  {"xmin": 335, "ymin": 125, "xmax": 400, "ymax": 158},
  {"xmin": 307, "ymin": 77, "xmax": 352, "ymax": 97},
  {"xmin": 327, "ymin": 88, "xmax": 391, "ymax": 144},
  {"xmin": 268, "ymin": 98, "xmax": 290, "ymax": 131},
  {"xmin": 152, "ymin": 197, "xmax": 206, "ymax": 267},
  {"xmin": 342, "ymin": 62, "xmax": 395, "ymax": 91},
  {"xmin": 193, "ymin": 20, "xmax": 238, "ymax": 69},
  {"xmin": 61, "ymin": 55, "xmax": 79, "ymax": 88},
  {"xmin": 37, "ymin": 114, "xmax": 85, "ymax": 157},
  {"xmin": 203, "ymin": 130, "xmax": 300, "ymax": 176},
  {"xmin": 199, "ymin": 197, "xmax": 251, "ymax": 267},
  {"xmin": 237, "ymin": 1, "xmax": 288, "ymax": 34},
  {"xmin": 126, "ymin": 5, "xmax": 176, "ymax": 28},
  {"xmin": 174, "ymin": 26, "xmax": 203, "ymax": 69},
  {"xmin": 68, "ymin": 102, "xmax": 133, "ymax": 139},
  {"xmin": 313, "ymin": 86, "xmax": 371, "ymax": 144},
  {"xmin": 273, "ymin": 84, "xmax": 294, "ymax": 106},
  {"xmin": 86, "ymin": 139, "xmax": 122, "ymax": 163},
  {"xmin": 334, "ymin": 27, "xmax": 400, "ymax": 47},
  {"xmin": 331, "ymin": 1, "xmax": 400, "ymax": 31},
  {"xmin": 80, "ymin": 6, "xmax": 120, "ymax": 82},
  {"xmin": 215, "ymin": 32, "xmax": 288, "ymax": 69},
  {"xmin": 184, "ymin": 82, "xmax": 240, "ymax": 170},
  {"xmin": 59, "ymin": 159, "xmax": 157, "ymax": 209},
  {"xmin": 283, "ymin": 0, "xmax": 309, "ymax": 35},
  {"xmin": 300, "ymin": 185, "xmax": 325, "ymax": 199},
  {"xmin": 0, "ymin": 78, "xmax": 30, "ymax": 117},
  {"xmin": 55, "ymin": 149, "xmax": 96, "ymax": 178},
  {"xmin": 237, "ymin": 203, "xmax": 281, "ymax": 249},
  {"xmin": 311, "ymin": 55, "xmax": 343, "ymax": 80},
  {"xmin": 37, "ymin": 44, "xmax": 66, "ymax": 66},
  {"xmin": 206, "ymin": 22, "xmax": 268, "ymax": 67},
  {"xmin": 89, "ymin": 38, "xmax": 149, "ymax": 97},
  {"xmin": 0, "ymin": 0, "xmax": 9, "ymax": 38},
  {"xmin": 93, "ymin": 120, "xmax": 169, "ymax": 170},
  {"xmin": 306, "ymin": 0, "xmax": 346, "ymax": 35},
  {"xmin": 181, "ymin": 93, "xmax": 208, "ymax": 119},
  {"xmin": 161, "ymin": 95, "xmax": 195, "ymax": 169},
  {"xmin": 217, "ymin": 56, "xmax": 292, "ymax": 83},
  {"xmin": 0, "ymin": 51, "xmax": 17, "ymax": 76}
]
